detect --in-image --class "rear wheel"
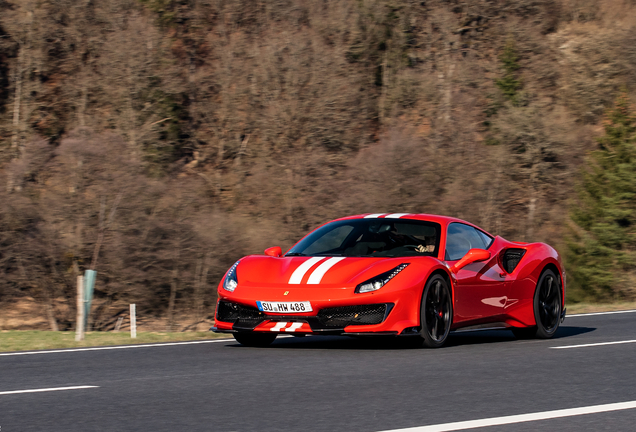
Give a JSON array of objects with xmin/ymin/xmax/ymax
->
[
  {"xmin": 534, "ymin": 269, "xmax": 562, "ymax": 338},
  {"xmin": 419, "ymin": 275, "xmax": 453, "ymax": 348},
  {"xmin": 233, "ymin": 332, "xmax": 277, "ymax": 347},
  {"xmin": 512, "ymin": 269, "xmax": 562, "ymax": 340}
]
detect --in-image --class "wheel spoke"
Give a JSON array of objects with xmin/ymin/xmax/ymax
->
[
  {"xmin": 432, "ymin": 316, "xmax": 439, "ymax": 340},
  {"xmin": 544, "ymin": 277, "xmax": 552, "ymax": 301},
  {"xmin": 434, "ymin": 281, "xmax": 441, "ymax": 304}
]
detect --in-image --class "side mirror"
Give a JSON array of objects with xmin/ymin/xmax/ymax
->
[
  {"xmin": 450, "ymin": 248, "xmax": 491, "ymax": 273},
  {"xmin": 264, "ymin": 246, "xmax": 282, "ymax": 257}
]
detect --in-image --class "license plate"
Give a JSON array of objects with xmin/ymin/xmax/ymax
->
[{"xmin": 256, "ymin": 301, "xmax": 312, "ymax": 313}]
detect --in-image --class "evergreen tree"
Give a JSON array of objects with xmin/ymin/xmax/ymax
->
[
  {"xmin": 568, "ymin": 93, "xmax": 636, "ymax": 300},
  {"xmin": 495, "ymin": 40, "xmax": 522, "ymax": 104}
]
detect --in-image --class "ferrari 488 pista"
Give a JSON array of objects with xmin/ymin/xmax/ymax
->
[{"xmin": 212, "ymin": 213, "xmax": 565, "ymax": 347}]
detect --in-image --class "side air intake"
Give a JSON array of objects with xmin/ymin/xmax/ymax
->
[{"xmin": 502, "ymin": 248, "xmax": 526, "ymax": 273}]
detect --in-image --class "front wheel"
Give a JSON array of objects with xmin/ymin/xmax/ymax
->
[
  {"xmin": 233, "ymin": 332, "xmax": 277, "ymax": 347},
  {"xmin": 419, "ymin": 275, "xmax": 453, "ymax": 348}
]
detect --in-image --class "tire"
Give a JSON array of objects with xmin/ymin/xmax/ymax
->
[
  {"xmin": 512, "ymin": 269, "xmax": 562, "ymax": 340},
  {"xmin": 233, "ymin": 332, "xmax": 277, "ymax": 347},
  {"xmin": 419, "ymin": 274, "xmax": 453, "ymax": 348},
  {"xmin": 533, "ymin": 269, "xmax": 562, "ymax": 339}
]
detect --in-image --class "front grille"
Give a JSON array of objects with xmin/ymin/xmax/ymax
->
[
  {"xmin": 316, "ymin": 304, "xmax": 389, "ymax": 327},
  {"xmin": 216, "ymin": 301, "xmax": 265, "ymax": 327}
]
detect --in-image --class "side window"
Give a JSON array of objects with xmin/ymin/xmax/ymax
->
[
  {"xmin": 445, "ymin": 223, "xmax": 488, "ymax": 261},
  {"xmin": 477, "ymin": 230, "xmax": 494, "ymax": 249}
]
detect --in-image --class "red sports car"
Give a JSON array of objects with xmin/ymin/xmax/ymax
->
[{"xmin": 212, "ymin": 214, "xmax": 565, "ymax": 347}]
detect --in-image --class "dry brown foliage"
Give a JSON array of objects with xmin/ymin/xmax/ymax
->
[{"xmin": 2, "ymin": 0, "xmax": 636, "ymax": 329}]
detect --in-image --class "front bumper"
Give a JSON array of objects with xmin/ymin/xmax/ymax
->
[{"xmin": 212, "ymin": 300, "xmax": 411, "ymax": 335}]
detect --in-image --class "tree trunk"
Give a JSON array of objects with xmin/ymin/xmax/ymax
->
[
  {"xmin": 167, "ymin": 263, "xmax": 179, "ymax": 331},
  {"xmin": 11, "ymin": 46, "xmax": 24, "ymax": 150},
  {"xmin": 45, "ymin": 301, "xmax": 59, "ymax": 331},
  {"xmin": 79, "ymin": 68, "xmax": 88, "ymax": 128}
]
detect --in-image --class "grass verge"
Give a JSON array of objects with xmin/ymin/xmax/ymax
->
[
  {"xmin": 565, "ymin": 301, "xmax": 636, "ymax": 315},
  {"xmin": 0, "ymin": 330, "xmax": 231, "ymax": 353}
]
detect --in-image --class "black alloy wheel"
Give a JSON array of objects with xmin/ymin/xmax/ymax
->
[
  {"xmin": 512, "ymin": 268, "xmax": 562, "ymax": 339},
  {"xmin": 233, "ymin": 332, "xmax": 277, "ymax": 347},
  {"xmin": 419, "ymin": 275, "xmax": 453, "ymax": 348},
  {"xmin": 534, "ymin": 269, "xmax": 562, "ymax": 338}
]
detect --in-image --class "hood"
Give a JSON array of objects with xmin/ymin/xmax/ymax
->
[{"xmin": 235, "ymin": 255, "xmax": 433, "ymax": 288}]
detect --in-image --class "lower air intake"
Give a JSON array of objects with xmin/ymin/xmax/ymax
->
[
  {"xmin": 317, "ymin": 304, "xmax": 389, "ymax": 327},
  {"xmin": 216, "ymin": 301, "xmax": 265, "ymax": 327}
]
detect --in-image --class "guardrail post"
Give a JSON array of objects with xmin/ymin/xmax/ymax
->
[
  {"xmin": 75, "ymin": 275, "xmax": 85, "ymax": 341},
  {"xmin": 130, "ymin": 303, "xmax": 137, "ymax": 338}
]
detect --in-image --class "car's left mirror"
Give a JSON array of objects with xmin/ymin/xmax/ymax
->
[
  {"xmin": 264, "ymin": 246, "xmax": 282, "ymax": 257},
  {"xmin": 450, "ymin": 248, "xmax": 491, "ymax": 273}
]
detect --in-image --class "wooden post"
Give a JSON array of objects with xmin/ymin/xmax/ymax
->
[
  {"xmin": 130, "ymin": 303, "xmax": 137, "ymax": 338},
  {"xmin": 75, "ymin": 275, "xmax": 85, "ymax": 341}
]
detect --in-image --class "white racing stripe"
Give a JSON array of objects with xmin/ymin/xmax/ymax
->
[
  {"xmin": 307, "ymin": 257, "xmax": 346, "ymax": 284},
  {"xmin": 377, "ymin": 400, "xmax": 636, "ymax": 432},
  {"xmin": 0, "ymin": 339, "xmax": 233, "ymax": 357},
  {"xmin": 551, "ymin": 339, "xmax": 636, "ymax": 349},
  {"xmin": 270, "ymin": 322, "xmax": 288, "ymax": 332},
  {"xmin": 284, "ymin": 323, "xmax": 304, "ymax": 332},
  {"xmin": 0, "ymin": 386, "xmax": 99, "ymax": 395},
  {"xmin": 385, "ymin": 213, "xmax": 410, "ymax": 219},
  {"xmin": 364, "ymin": 213, "xmax": 386, "ymax": 218},
  {"xmin": 288, "ymin": 257, "xmax": 325, "ymax": 284}
]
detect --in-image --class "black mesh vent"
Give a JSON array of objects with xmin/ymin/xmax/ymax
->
[
  {"xmin": 316, "ymin": 304, "xmax": 389, "ymax": 327},
  {"xmin": 216, "ymin": 301, "xmax": 265, "ymax": 326},
  {"xmin": 503, "ymin": 248, "xmax": 526, "ymax": 273}
]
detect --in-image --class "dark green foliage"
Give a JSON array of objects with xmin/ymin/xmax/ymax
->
[
  {"xmin": 568, "ymin": 93, "xmax": 636, "ymax": 300},
  {"xmin": 495, "ymin": 40, "xmax": 522, "ymax": 104}
]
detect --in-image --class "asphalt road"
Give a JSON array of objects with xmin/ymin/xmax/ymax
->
[{"xmin": 1, "ymin": 311, "xmax": 635, "ymax": 432}]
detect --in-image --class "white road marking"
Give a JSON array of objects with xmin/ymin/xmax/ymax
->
[
  {"xmin": 0, "ymin": 386, "xmax": 99, "ymax": 395},
  {"xmin": 307, "ymin": 257, "xmax": 346, "ymax": 284},
  {"xmin": 364, "ymin": 213, "xmax": 386, "ymax": 218},
  {"xmin": 288, "ymin": 257, "xmax": 325, "ymax": 284},
  {"xmin": 284, "ymin": 323, "xmax": 304, "ymax": 332},
  {"xmin": 0, "ymin": 339, "xmax": 234, "ymax": 357},
  {"xmin": 567, "ymin": 309, "xmax": 636, "ymax": 317},
  {"xmin": 270, "ymin": 322, "xmax": 288, "ymax": 332},
  {"xmin": 378, "ymin": 400, "xmax": 636, "ymax": 432},
  {"xmin": 551, "ymin": 339, "xmax": 636, "ymax": 349},
  {"xmin": 384, "ymin": 213, "xmax": 410, "ymax": 219}
]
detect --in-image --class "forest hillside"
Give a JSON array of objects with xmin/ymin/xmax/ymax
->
[{"xmin": 1, "ymin": 0, "xmax": 636, "ymax": 331}]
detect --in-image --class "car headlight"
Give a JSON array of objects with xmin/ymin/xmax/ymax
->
[
  {"xmin": 223, "ymin": 261, "xmax": 240, "ymax": 292},
  {"xmin": 355, "ymin": 263, "xmax": 409, "ymax": 293}
]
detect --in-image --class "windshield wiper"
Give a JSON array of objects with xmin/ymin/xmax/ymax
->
[{"xmin": 285, "ymin": 253, "xmax": 306, "ymax": 257}]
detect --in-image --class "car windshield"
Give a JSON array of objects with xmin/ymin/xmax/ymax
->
[{"xmin": 286, "ymin": 219, "xmax": 441, "ymax": 258}]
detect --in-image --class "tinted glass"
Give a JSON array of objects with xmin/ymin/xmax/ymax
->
[
  {"xmin": 287, "ymin": 219, "xmax": 442, "ymax": 258},
  {"xmin": 477, "ymin": 230, "xmax": 494, "ymax": 248},
  {"xmin": 445, "ymin": 223, "xmax": 488, "ymax": 261}
]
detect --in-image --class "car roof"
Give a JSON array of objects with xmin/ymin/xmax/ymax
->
[{"xmin": 335, "ymin": 213, "xmax": 466, "ymax": 225}]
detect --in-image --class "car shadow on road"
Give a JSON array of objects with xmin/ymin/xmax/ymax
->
[
  {"xmin": 445, "ymin": 325, "xmax": 596, "ymax": 347},
  {"xmin": 553, "ymin": 325, "xmax": 597, "ymax": 338},
  {"xmin": 229, "ymin": 325, "xmax": 597, "ymax": 350}
]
